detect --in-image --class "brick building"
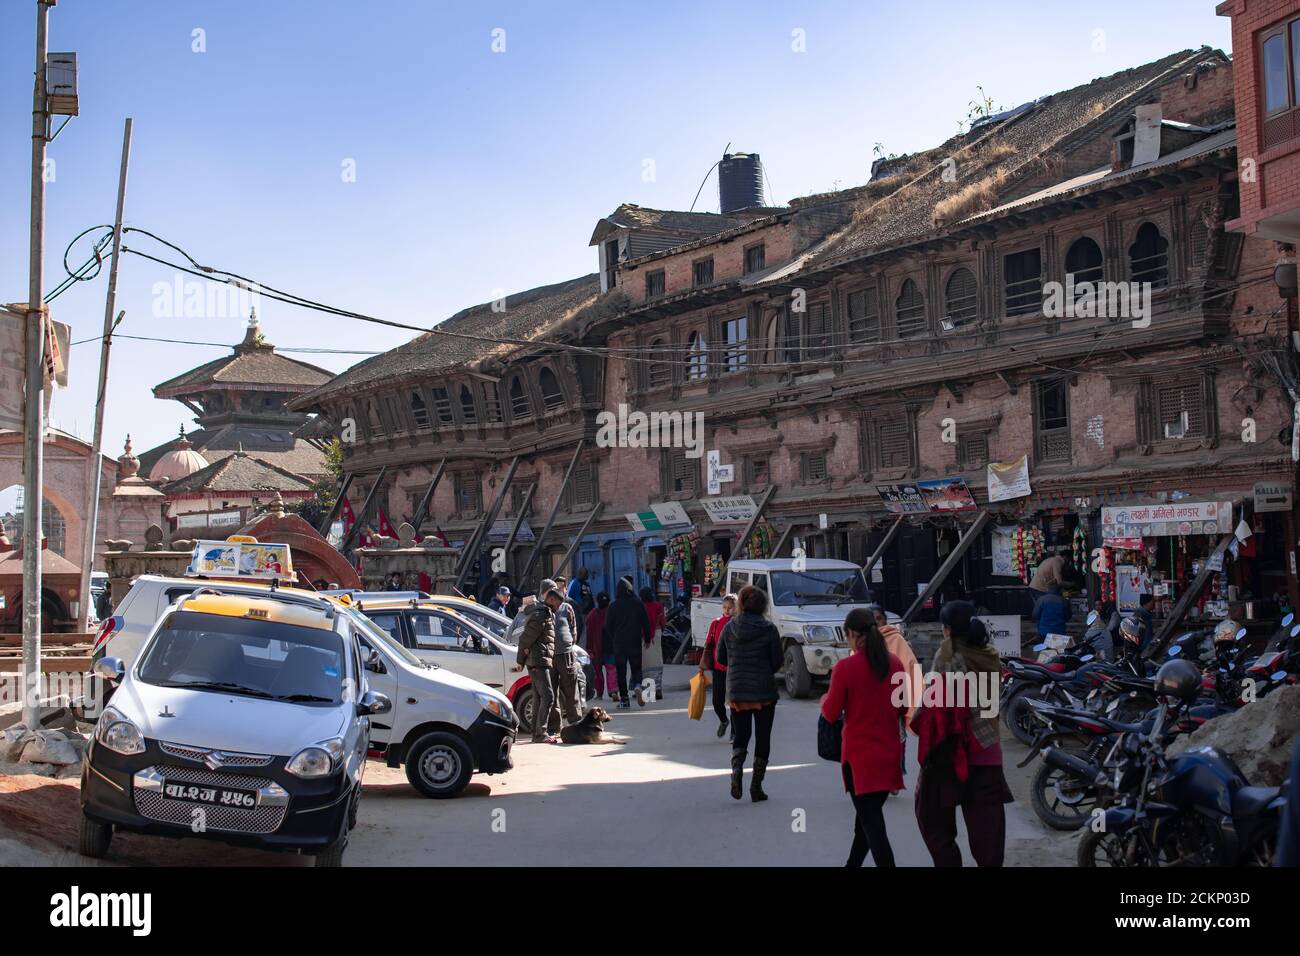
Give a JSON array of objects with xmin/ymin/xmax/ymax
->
[{"xmin": 294, "ymin": 46, "xmax": 1299, "ymax": 635}]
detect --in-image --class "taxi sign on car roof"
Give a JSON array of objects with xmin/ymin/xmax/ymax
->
[
  {"xmin": 186, "ymin": 536, "xmax": 294, "ymax": 582},
  {"xmin": 179, "ymin": 592, "xmax": 333, "ymax": 629}
]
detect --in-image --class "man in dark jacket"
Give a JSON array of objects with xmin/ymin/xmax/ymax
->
[
  {"xmin": 604, "ymin": 577, "xmax": 651, "ymax": 709},
  {"xmin": 516, "ymin": 596, "xmax": 558, "ymax": 743},
  {"xmin": 1031, "ymin": 583, "xmax": 1071, "ymax": 640},
  {"xmin": 541, "ymin": 581, "xmax": 582, "ymax": 733}
]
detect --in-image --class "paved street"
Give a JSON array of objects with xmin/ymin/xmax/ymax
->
[{"xmin": 348, "ymin": 688, "xmax": 1064, "ymax": 867}]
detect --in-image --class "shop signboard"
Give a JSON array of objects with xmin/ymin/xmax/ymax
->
[
  {"xmin": 1101, "ymin": 501, "xmax": 1231, "ymax": 540},
  {"xmin": 877, "ymin": 484, "xmax": 927, "ymax": 514},
  {"xmin": 186, "ymin": 538, "xmax": 293, "ymax": 580},
  {"xmin": 978, "ymin": 614, "xmax": 1021, "ymax": 659},
  {"xmin": 1253, "ymin": 480, "xmax": 1293, "ymax": 514},
  {"xmin": 700, "ymin": 495, "xmax": 757, "ymax": 526},
  {"xmin": 917, "ymin": 477, "xmax": 978, "ymax": 512},
  {"xmin": 986, "ymin": 454, "xmax": 1032, "ymax": 502},
  {"xmin": 625, "ymin": 502, "xmax": 691, "ymax": 533}
]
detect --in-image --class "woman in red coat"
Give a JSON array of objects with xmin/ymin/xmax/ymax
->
[{"xmin": 820, "ymin": 607, "xmax": 906, "ymax": 867}]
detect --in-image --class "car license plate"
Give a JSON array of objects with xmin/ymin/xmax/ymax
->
[{"xmin": 163, "ymin": 780, "xmax": 257, "ymax": 808}]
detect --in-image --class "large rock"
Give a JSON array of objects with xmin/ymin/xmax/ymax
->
[
  {"xmin": 17, "ymin": 729, "xmax": 81, "ymax": 766},
  {"xmin": 1167, "ymin": 685, "xmax": 1300, "ymax": 787},
  {"xmin": 0, "ymin": 726, "xmax": 28, "ymax": 762}
]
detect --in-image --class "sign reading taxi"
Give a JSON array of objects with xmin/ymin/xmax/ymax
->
[{"xmin": 186, "ymin": 536, "xmax": 294, "ymax": 581}]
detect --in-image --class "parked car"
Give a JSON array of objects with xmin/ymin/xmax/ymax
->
[
  {"xmin": 80, "ymin": 590, "xmax": 388, "ymax": 867},
  {"xmin": 92, "ymin": 563, "xmax": 518, "ymax": 801},
  {"xmin": 352, "ymin": 596, "xmax": 594, "ymax": 734},
  {"xmin": 690, "ymin": 559, "xmax": 903, "ymax": 698}
]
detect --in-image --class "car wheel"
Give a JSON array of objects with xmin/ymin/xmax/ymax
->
[
  {"xmin": 405, "ymin": 732, "xmax": 474, "ymax": 799},
  {"xmin": 79, "ymin": 813, "xmax": 113, "ymax": 858},
  {"xmin": 783, "ymin": 645, "xmax": 813, "ymax": 699},
  {"xmin": 515, "ymin": 687, "xmax": 536, "ymax": 735},
  {"xmin": 314, "ymin": 835, "xmax": 347, "ymax": 867}
]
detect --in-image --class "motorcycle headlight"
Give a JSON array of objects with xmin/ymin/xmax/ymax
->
[
  {"xmin": 803, "ymin": 624, "xmax": 836, "ymax": 644},
  {"xmin": 95, "ymin": 705, "xmax": 145, "ymax": 755},
  {"xmin": 286, "ymin": 737, "xmax": 345, "ymax": 778},
  {"xmin": 475, "ymin": 691, "xmax": 512, "ymax": 722}
]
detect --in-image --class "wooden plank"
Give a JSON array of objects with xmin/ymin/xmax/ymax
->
[
  {"xmin": 901, "ymin": 510, "xmax": 992, "ymax": 624},
  {"xmin": 0, "ymin": 632, "xmax": 93, "ymax": 648},
  {"xmin": 0, "ymin": 657, "xmax": 92, "ymax": 673}
]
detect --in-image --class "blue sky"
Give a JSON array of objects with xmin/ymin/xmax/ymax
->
[{"xmin": 0, "ymin": 0, "xmax": 1232, "ymax": 491}]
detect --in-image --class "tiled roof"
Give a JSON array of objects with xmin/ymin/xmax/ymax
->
[
  {"xmin": 588, "ymin": 204, "xmax": 777, "ymax": 246},
  {"xmin": 160, "ymin": 451, "xmax": 315, "ymax": 494},
  {"xmin": 138, "ymin": 427, "xmax": 328, "ymax": 480},
  {"xmin": 153, "ymin": 340, "xmax": 332, "ymax": 398},
  {"xmin": 801, "ymin": 48, "xmax": 1226, "ymax": 270},
  {"xmin": 291, "ymin": 274, "xmax": 602, "ymax": 407}
]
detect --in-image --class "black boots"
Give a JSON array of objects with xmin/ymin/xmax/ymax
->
[
  {"xmin": 716, "ymin": 715, "xmax": 729, "ymax": 738},
  {"xmin": 730, "ymin": 749, "xmax": 745, "ymax": 800},
  {"xmin": 750, "ymin": 757, "xmax": 768, "ymax": 803}
]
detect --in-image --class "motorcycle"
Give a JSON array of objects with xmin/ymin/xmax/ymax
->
[{"xmin": 662, "ymin": 600, "xmax": 692, "ymax": 662}]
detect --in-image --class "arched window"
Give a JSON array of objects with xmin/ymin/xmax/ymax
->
[
  {"xmin": 538, "ymin": 367, "xmax": 565, "ymax": 411},
  {"xmin": 1129, "ymin": 223, "xmax": 1168, "ymax": 288},
  {"xmin": 409, "ymin": 392, "xmax": 430, "ymax": 428},
  {"xmin": 508, "ymin": 375, "xmax": 531, "ymax": 418},
  {"xmin": 686, "ymin": 331, "xmax": 708, "ymax": 380},
  {"xmin": 943, "ymin": 268, "xmax": 978, "ymax": 326},
  {"xmin": 1065, "ymin": 237, "xmax": 1104, "ymax": 284},
  {"xmin": 648, "ymin": 339, "xmax": 671, "ymax": 388},
  {"xmin": 459, "ymin": 384, "xmax": 478, "ymax": 423},
  {"xmin": 895, "ymin": 279, "xmax": 927, "ymax": 338}
]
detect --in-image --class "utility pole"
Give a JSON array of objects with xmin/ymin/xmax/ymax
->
[
  {"xmin": 78, "ymin": 117, "xmax": 132, "ymax": 631},
  {"xmin": 22, "ymin": 0, "xmax": 53, "ymax": 729}
]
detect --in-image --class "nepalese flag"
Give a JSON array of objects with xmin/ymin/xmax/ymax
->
[
  {"xmin": 376, "ymin": 509, "xmax": 397, "ymax": 539},
  {"xmin": 338, "ymin": 495, "xmax": 356, "ymax": 533}
]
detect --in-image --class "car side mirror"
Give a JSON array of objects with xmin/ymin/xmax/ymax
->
[
  {"xmin": 358, "ymin": 691, "xmax": 391, "ymax": 716},
  {"xmin": 94, "ymin": 656, "xmax": 125, "ymax": 682}
]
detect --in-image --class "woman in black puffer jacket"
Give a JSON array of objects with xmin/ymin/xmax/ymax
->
[{"xmin": 717, "ymin": 585, "xmax": 783, "ymax": 802}]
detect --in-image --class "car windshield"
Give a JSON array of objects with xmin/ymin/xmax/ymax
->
[
  {"xmin": 770, "ymin": 569, "xmax": 870, "ymax": 605},
  {"xmin": 138, "ymin": 610, "xmax": 345, "ymax": 704},
  {"xmin": 343, "ymin": 607, "xmax": 430, "ymax": 669}
]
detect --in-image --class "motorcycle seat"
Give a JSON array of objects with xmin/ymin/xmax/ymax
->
[{"xmin": 1232, "ymin": 785, "xmax": 1280, "ymax": 818}]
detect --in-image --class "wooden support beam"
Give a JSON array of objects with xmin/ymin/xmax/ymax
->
[
  {"xmin": 340, "ymin": 466, "xmax": 388, "ymax": 553},
  {"xmin": 1149, "ymin": 533, "xmax": 1235, "ymax": 656},
  {"xmin": 521, "ymin": 440, "xmax": 585, "ymax": 587},
  {"xmin": 499, "ymin": 482, "xmax": 536, "ymax": 571},
  {"xmin": 862, "ymin": 514, "xmax": 906, "ymax": 578},
  {"xmin": 454, "ymin": 456, "xmax": 520, "ymax": 593},
  {"xmin": 552, "ymin": 503, "xmax": 605, "ymax": 579},
  {"xmin": 901, "ymin": 510, "xmax": 993, "ymax": 624},
  {"xmin": 771, "ymin": 524, "xmax": 795, "ymax": 559},
  {"xmin": 409, "ymin": 458, "xmax": 447, "ymax": 534},
  {"xmin": 317, "ymin": 471, "xmax": 354, "ymax": 537},
  {"xmin": 709, "ymin": 485, "xmax": 778, "ymax": 597}
]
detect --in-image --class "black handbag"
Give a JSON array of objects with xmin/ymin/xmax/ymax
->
[{"xmin": 817, "ymin": 714, "xmax": 843, "ymax": 762}]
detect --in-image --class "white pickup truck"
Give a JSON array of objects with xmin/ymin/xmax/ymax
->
[{"xmin": 690, "ymin": 559, "xmax": 902, "ymax": 699}]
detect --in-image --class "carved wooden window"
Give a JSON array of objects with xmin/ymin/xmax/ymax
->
[
  {"xmin": 661, "ymin": 450, "xmax": 700, "ymax": 496},
  {"xmin": 509, "ymin": 375, "xmax": 532, "ymax": 418},
  {"xmin": 1129, "ymin": 223, "xmax": 1169, "ymax": 288},
  {"xmin": 957, "ymin": 431, "xmax": 989, "ymax": 469},
  {"xmin": 846, "ymin": 287, "xmax": 881, "ymax": 344},
  {"xmin": 723, "ymin": 317, "xmax": 748, "ymax": 372},
  {"xmin": 563, "ymin": 461, "xmax": 598, "ymax": 511},
  {"xmin": 453, "ymin": 472, "xmax": 482, "ymax": 516},
  {"xmin": 1003, "ymin": 248, "xmax": 1043, "ymax": 316},
  {"xmin": 895, "ymin": 279, "xmax": 927, "ymax": 338},
  {"xmin": 458, "ymin": 385, "xmax": 478, "ymax": 424},
  {"xmin": 944, "ymin": 268, "xmax": 978, "ymax": 326},
  {"xmin": 805, "ymin": 301, "xmax": 833, "ymax": 360},
  {"xmin": 1033, "ymin": 378, "xmax": 1071, "ymax": 464},
  {"xmin": 743, "ymin": 454, "xmax": 770, "ymax": 489},
  {"xmin": 431, "ymin": 387, "xmax": 454, "ymax": 425},
  {"xmin": 648, "ymin": 338, "xmax": 672, "ymax": 388},
  {"xmin": 538, "ymin": 367, "xmax": 565, "ymax": 411},
  {"xmin": 1065, "ymin": 237, "xmax": 1104, "ymax": 284},
  {"xmin": 645, "ymin": 270, "xmax": 666, "ymax": 298},
  {"xmin": 861, "ymin": 414, "xmax": 915, "ymax": 474},
  {"xmin": 409, "ymin": 392, "xmax": 431, "ymax": 429},
  {"xmin": 686, "ymin": 332, "xmax": 708, "ymax": 381}
]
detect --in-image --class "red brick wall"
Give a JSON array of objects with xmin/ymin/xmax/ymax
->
[
  {"xmin": 1220, "ymin": 0, "xmax": 1300, "ymax": 234},
  {"xmin": 617, "ymin": 222, "xmax": 794, "ymax": 304}
]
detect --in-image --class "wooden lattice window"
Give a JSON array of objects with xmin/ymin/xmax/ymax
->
[
  {"xmin": 453, "ymin": 472, "xmax": 482, "ymax": 516},
  {"xmin": 958, "ymin": 432, "xmax": 989, "ymax": 469},
  {"xmin": 409, "ymin": 392, "xmax": 430, "ymax": 428},
  {"xmin": 1004, "ymin": 248, "xmax": 1043, "ymax": 316},
  {"xmin": 565, "ymin": 461, "xmax": 598, "ymax": 510},
  {"xmin": 648, "ymin": 338, "xmax": 672, "ymax": 388},
  {"xmin": 431, "ymin": 387, "xmax": 454, "ymax": 425},
  {"xmin": 1034, "ymin": 378, "xmax": 1071, "ymax": 463},
  {"xmin": 743, "ymin": 454, "xmax": 770, "ymax": 488},
  {"xmin": 1065, "ymin": 237, "xmax": 1104, "ymax": 284},
  {"xmin": 1155, "ymin": 381, "xmax": 1207, "ymax": 439},
  {"xmin": 1129, "ymin": 223, "xmax": 1169, "ymax": 288},
  {"xmin": 693, "ymin": 258, "xmax": 714, "ymax": 287},
  {"xmin": 646, "ymin": 270, "xmax": 666, "ymax": 298},
  {"xmin": 895, "ymin": 279, "xmax": 927, "ymax": 338},
  {"xmin": 944, "ymin": 268, "xmax": 978, "ymax": 326},
  {"xmin": 804, "ymin": 301, "xmax": 833, "ymax": 360},
  {"xmin": 458, "ymin": 385, "xmax": 478, "ymax": 424},
  {"xmin": 744, "ymin": 243, "xmax": 766, "ymax": 275},
  {"xmin": 509, "ymin": 375, "xmax": 532, "ymax": 418},
  {"xmin": 803, "ymin": 452, "xmax": 829, "ymax": 483},
  {"xmin": 662, "ymin": 450, "xmax": 699, "ymax": 496},
  {"xmin": 538, "ymin": 367, "xmax": 565, "ymax": 411},
  {"xmin": 846, "ymin": 287, "xmax": 881, "ymax": 344}
]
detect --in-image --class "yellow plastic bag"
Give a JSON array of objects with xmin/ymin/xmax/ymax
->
[{"xmin": 688, "ymin": 670, "xmax": 710, "ymax": 721}]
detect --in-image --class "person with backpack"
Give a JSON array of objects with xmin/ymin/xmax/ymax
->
[
  {"xmin": 820, "ymin": 607, "xmax": 906, "ymax": 867},
  {"xmin": 912, "ymin": 600, "xmax": 1013, "ymax": 866}
]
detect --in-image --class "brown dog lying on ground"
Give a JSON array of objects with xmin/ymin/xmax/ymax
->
[{"xmin": 559, "ymin": 707, "xmax": 626, "ymax": 745}]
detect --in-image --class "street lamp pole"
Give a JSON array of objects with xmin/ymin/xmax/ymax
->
[{"xmin": 21, "ymin": 0, "xmax": 54, "ymax": 729}]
